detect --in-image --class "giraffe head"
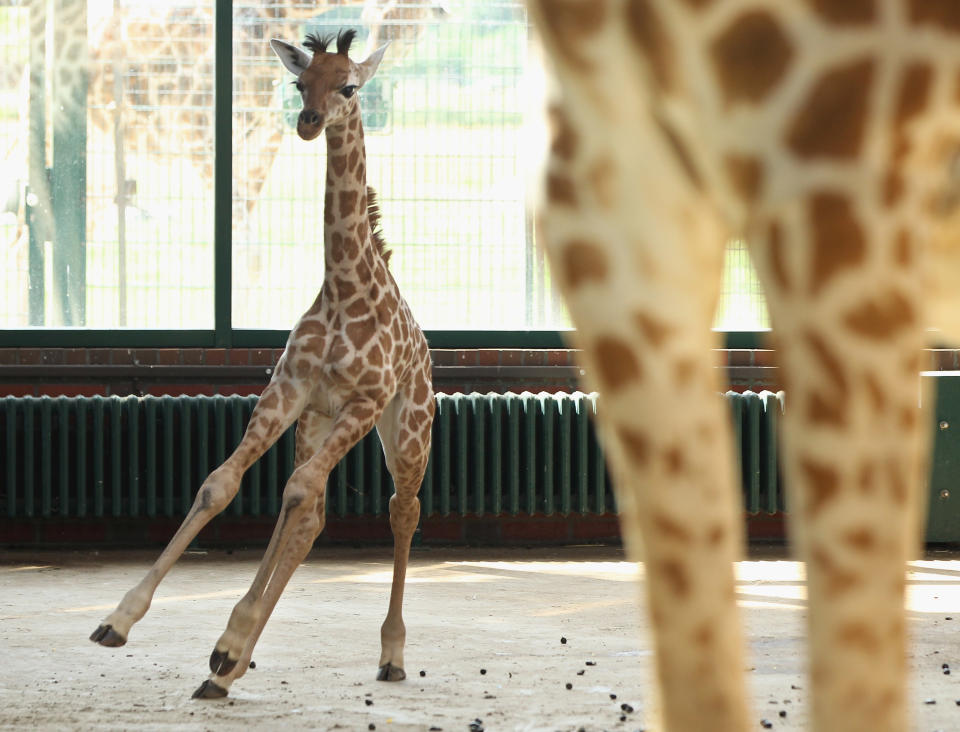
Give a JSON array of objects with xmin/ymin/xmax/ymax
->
[{"xmin": 270, "ymin": 29, "xmax": 387, "ymax": 142}]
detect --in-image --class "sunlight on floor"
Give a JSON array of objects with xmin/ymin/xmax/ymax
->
[{"xmin": 41, "ymin": 557, "xmax": 960, "ymax": 616}]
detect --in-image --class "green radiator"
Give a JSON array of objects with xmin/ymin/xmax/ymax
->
[{"xmin": 0, "ymin": 391, "xmax": 784, "ymax": 520}]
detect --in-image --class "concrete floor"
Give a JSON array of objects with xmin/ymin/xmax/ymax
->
[{"xmin": 2, "ymin": 545, "xmax": 960, "ymax": 731}]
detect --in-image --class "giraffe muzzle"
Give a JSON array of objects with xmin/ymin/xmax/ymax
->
[{"xmin": 297, "ymin": 109, "xmax": 324, "ymax": 140}]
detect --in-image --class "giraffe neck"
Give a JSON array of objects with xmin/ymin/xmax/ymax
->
[{"xmin": 322, "ymin": 108, "xmax": 373, "ymax": 283}]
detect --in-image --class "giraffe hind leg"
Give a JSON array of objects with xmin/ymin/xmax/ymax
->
[
  {"xmin": 203, "ymin": 408, "xmax": 334, "ymax": 681},
  {"xmin": 194, "ymin": 398, "xmax": 384, "ymax": 698},
  {"xmin": 374, "ymin": 372, "xmax": 435, "ymax": 681}
]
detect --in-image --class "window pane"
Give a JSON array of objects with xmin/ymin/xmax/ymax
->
[
  {"xmin": 232, "ymin": 0, "xmax": 568, "ymax": 330},
  {"xmin": 0, "ymin": 0, "xmax": 215, "ymax": 328},
  {"xmin": 716, "ymin": 240, "xmax": 770, "ymax": 331},
  {"xmin": 1, "ymin": 4, "xmax": 29, "ymax": 325}
]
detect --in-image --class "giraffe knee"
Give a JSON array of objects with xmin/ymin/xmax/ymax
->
[
  {"xmin": 280, "ymin": 467, "xmax": 324, "ymax": 519},
  {"xmin": 196, "ymin": 466, "xmax": 241, "ymax": 513},
  {"xmin": 389, "ymin": 493, "xmax": 420, "ymax": 531}
]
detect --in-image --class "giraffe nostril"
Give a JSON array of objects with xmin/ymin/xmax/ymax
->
[{"xmin": 299, "ymin": 109, "xmax": 321, "ymax": 127}]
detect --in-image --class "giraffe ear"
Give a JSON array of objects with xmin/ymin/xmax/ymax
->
[
  {"xmin": 270, "ymin": 39, "xmax": 311, "ymax": 77},
  {"xmin": 356, "ymin": 42, "xmax": 389, "ymax": 87}
]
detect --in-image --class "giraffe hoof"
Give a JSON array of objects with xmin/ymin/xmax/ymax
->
[
  {"xmin": 192, "ymin": 679, "xmax": 229, "ymax": 699},
  {"xmin": 89, "ymin": 624, "xmax": 127, "ymax": 647},
  {"xmin": 377, "ymin": 663, "xmax": 406, "ymax": 682},
  {"xmin": 209, "ymin": 648, "xmax": 239, "ymax": 676}
]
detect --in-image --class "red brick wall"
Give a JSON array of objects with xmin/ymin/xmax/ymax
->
[{"xmin": 2, "ymin": 346, "xmax": 957, "ymax": 397}]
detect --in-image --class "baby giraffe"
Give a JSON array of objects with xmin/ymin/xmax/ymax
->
[{"xmin": 89, "ymin": 29, "xmax": 436, "ymax": 699}]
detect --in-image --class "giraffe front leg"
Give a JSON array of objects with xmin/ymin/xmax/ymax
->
[
  {"xmin": 89, "ymin": 376, "xmax": 306, "ymax": 649},
  {"xmin": 193, "ymin": 491, "xmax": 324, "ymax": 699},
  {"xmin": 196, "ymin": 407, "xmax": 334, "ymax": 685},
  {"xmin": 89, "ymin": 460, "xmax": 246, "ymax": 648},
  {"xmin": 749, "ymin": 210, "xmax": 928, "ymax": 731}
]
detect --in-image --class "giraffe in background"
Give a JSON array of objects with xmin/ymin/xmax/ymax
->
[
  {"xmin": 84, "ymin": 0, "xmax": 445, "ymax": 225},
  {"xmin": 527, "ymin": 1, "xmax": 960, "ymax": 730},
  {"xmin": 91, "ymin": 29, "xmax": 436, "ymax": 699}
]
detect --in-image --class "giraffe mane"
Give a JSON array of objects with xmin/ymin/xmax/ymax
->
[{"xmin": 366, "ymin": 186, "xmax": 392, "ymax": 268}]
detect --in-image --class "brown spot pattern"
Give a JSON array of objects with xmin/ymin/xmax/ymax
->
[
  {"xmin": 331, "ymin": 155, "xmax": 347, "ymax": 177},
  {"xmin": 562, "ymin": 240, "xmax": 609, "ymax": 289},
  {"xmin": 837, "ymin": 622, "xmax": 881, "ymax": 654},
  {"xmin": 533, "ymin": 0, "xmax": 605, "ymax": 70},
  {"xmin": 587, "ymin": 157, "xmax": 616, "ymax": 209},
  {"xmin": 908, "ymin": 0, "xmax": 960, "ymax": 32},
  {"xmin": 259, "ymin": 391, "xmax": 279, "ymax": 412},
  {"xmin": 883, "ymin": 169, "xmax": 904, "ymax": 207},
  {"xmin": 345, "ymin": 298, "xmax": 368, "ymax": 318},
  {"xmin": 634, "ymin": 312, "xmax": 672, "ymax": 346},
  {"xmin": 663, "ymin": 445, "xmax": 685, "ymax": 474},
  {"xmin": 725, "ymin": 154, "xmax": 764, "ymax": 202},
  {"xmin": 864, "ymin": 372, "xmax": 886, "ymax": 412},
  {"xmin": 843, "ymin": 289, "xmax": 916, "ymax": 339},
  {"xmin": 324, "ymin": 191, "xmax": 334, "ymax": 224},
  {"xmin": 805, "ymin": 330, "xmax": 848, "ymax": 392},
  {"xmin": 843, "ymin": 527, "xmax": 877, "ymax": 552},
  {"xmin": 625, "ymin": 0, "xmax": 675, "ymax": 92},
  {"xmin": 808, "ymin": 192, "xmax": 866, "ymax": 294},
  {"xmin": 548, "ymin": 105, "xmax": 577, "ymax": 161},
  {"xmin": 894, "ymin": 229, "xmax": 913, "ymax": 267},
  {"xmin": 345, "ymin": 316, "xmax": 376, "ymax": 350},
  {"xmin": 652, "ymin": 512, "xmax": 692, "ymax": 542},
  {"xmin": 547, "ymin": 172, "xmax": 578, "ymax": 206},
  {"xmin": 858, "ymin": 461, "xmax": 876, "ymax": 494},
  {"xmin": 807, "ymin": 391, "xmax": 846, "ymax": 426},
  {"xmin": 594, "ymin": 336, "xmax": 642, "ymax": 391},
  {"xmin": 339, "ymin": 190, "xmax": 359, "ymax": 219},
  {"xmin": 706, "ymin": 523, "xmax": 726, "ymax": 546},
  {"xmin": 787, "ymin": 58, "xmax": 875, "ymax": 159},
  {"xmin": 888, "ymin": 461, "xmax": 909, "ymax": 505},
  {"xmin": 335, "ymin": 277, "xmax": 357, "ymax": 300},
  {"xmin": 617, "ymin": 424, "xmax": 650, "ymax": 466},
  {"xmin": 766, "ymin": 220, "xmax": 792, "ymax": 293},
  {"xmin": 674, "ymin": 357, "xmax": 697, "ymax": 387},
  {"xmin": 657, "ymin": 558, "xmax": 690, "ymax": 597},
  {"xmin": 806, "ymin": 0, "xmax": 876, "ymax": 24},
  {"xmin": 711, "ymin": 11, "xmax": 794, "ymax": 104},
  {"xmin": 800, "ymin": 457, "xmax": 840, "ymax": 516}
]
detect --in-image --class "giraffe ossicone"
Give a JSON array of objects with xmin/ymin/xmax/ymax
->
[{"xmin": 90, "ymin": 27, "xmax": 436, "ymax": 699}]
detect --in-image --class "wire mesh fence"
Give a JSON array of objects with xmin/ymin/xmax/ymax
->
[{"xmin": 0, "ymin": 0, "xmax": 769, "ymax": 332}]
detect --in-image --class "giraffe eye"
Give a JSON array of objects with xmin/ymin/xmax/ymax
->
[
  {"xmin": 294, "ymin": 80, "xmax": 304, "ymax": 93},
  {"xmin": 340, "ymin": 85, "xmax": 357, "ymax": 99}
]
